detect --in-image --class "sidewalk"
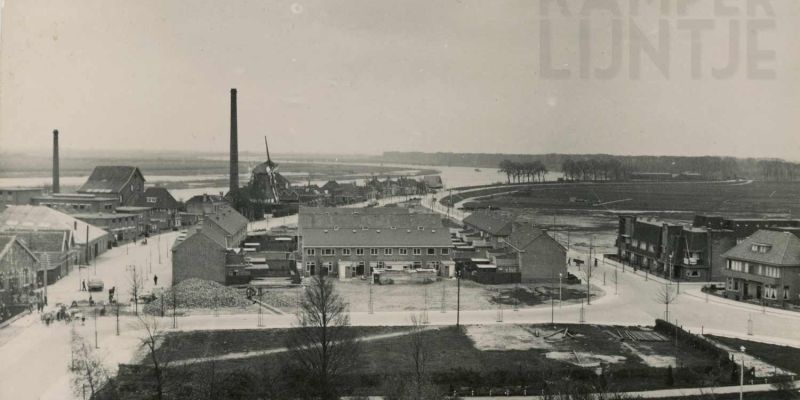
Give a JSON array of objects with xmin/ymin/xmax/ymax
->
[{"xmin": 465, "ymin": 381, "xmax": 800, "ymax": 399}]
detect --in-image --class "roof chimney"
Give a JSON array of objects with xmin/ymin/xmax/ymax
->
[
  {"xmin": 229, "ymin": 88, "xmax": 239, "ymax": 193},
  {"xmin": 52, "ymin": 129, "xmax": 60, "ymax": 193}
]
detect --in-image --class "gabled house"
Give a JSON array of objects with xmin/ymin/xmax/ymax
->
[
  {"xmin": 422, "ymin": 175, "xmax": 444, "ymax": 190},
  {"xmin": 135, "ymin": 187, "xmax": 180, "ymax": 231},
  {"xmin": 185, "ymin": 194, "xmax": 231, "ymax": 216},
  {"xmin": 504, "ymin": 224, "xmax": 567, "ymax": 282},
  {"xmin": 78, "ymin": 166, "xmax": 146, "ymax": 206},
  {"xmin": 722, "ymin": 230, "xmax": 800, "ymax": 305},
  {"xmin": 462, "ymin": 211, "xmax": 515, "ymax": 247},
  {"xmin": 0, "ymin": 234, "xmax": 39, "ymax": 304},
  {"xmin": 171, "ymin": 208, "xmax": 249, "ymax": 285}
]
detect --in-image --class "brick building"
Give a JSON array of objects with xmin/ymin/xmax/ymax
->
[
  {"xmin": 616, "ymin": 215, "xmax": 800, "ymax": 282},
  {"xmin": 134, "ymin": 187, "xmax": 180, "ymax": 232},
  {"xmin": 77, "ymin": 166, "xmax": 146, "ymax": 206}
]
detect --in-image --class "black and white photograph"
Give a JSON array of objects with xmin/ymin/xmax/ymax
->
[{"xmin": 0, "ymin": 1, "xmax": 799, "ymax": 399}]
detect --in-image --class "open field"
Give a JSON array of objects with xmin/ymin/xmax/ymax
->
[
  {"xmin": 446, "ymin": 180, "xmax": 800, "ymax": 255},
  {"xmin": 260, "ymin": 279, "xmax": 595, "ymax": 313},
  {"xmin": 104, "ymin": 323, "xmax": 747, "ymax": 399},
  {"xmin": 457, "ymin": 181, "xmax": 800, "ymax": 216}
]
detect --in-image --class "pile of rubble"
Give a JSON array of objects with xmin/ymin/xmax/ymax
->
[{"xmin": 144, "ymin": 279, "xmax": 251, "ymax": 314}]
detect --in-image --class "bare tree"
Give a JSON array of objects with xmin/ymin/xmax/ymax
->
[
  {"xmin": 138, "ymin": 315, "xmax": 170, "ymax": 400},
  {"xmin": 406, "ymin": 314, "xmax": 438, "ymax": 400},
  {"xmin": 285, "ymin": 273, "xmax": 360, "ymax": 399},
  {"xmin": 656, "ymin": 283, "xmax": 678, "ymax": 322},
  {"xmin": 128, "ymin": 265, "xmax": 144, "ymax": 315},
  {"xmin": 70, "ymin": 330, "xmax": 109, "ymax": 399}
]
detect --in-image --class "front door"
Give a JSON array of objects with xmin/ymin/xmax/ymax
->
[
  {"xmin": 756, "ymin": 285, "xmax": 762, "ymax": 300},
  {"xmin": 743, "ymin": 282, "xmax": 749, "ymax": 298}
]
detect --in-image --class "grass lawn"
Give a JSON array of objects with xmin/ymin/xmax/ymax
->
[
  {"xmin": 705, "ymin": 335, "xmax": 800, "ymax": 375},
  {"xmin": 153, "ymin": 326, "xmax": 407, "ymax": 362}
]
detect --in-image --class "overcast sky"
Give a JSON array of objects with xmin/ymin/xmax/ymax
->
[{"xmin": 1, "ymin": 0, "xmax": 798, "ymax": 159}]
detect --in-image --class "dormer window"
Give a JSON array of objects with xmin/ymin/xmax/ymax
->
[{"xmin": 751, "ymin": 243, "xmax": 771, "ymax": 253}]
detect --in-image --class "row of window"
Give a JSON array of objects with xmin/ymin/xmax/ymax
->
[
  {"xmin": 306, "ymin": 247, "xmax": 449, "ymax": 256},
  {"xmin": 631, "ymin": 240, "xmax": 656, "ymax": 253},
  {"xmin": 305, "ymin": 260, "xmax": 443, "ymax": 272},
  {"xmin": 750, "ymin": 244, "xmax": 772, "ymax": 253},
  {"xmin": 726, "ymin": 260, "xmax": 781, "ymax": 278},
  {"xmin": 725, "ymin": 279, "xmax": 791, "ymax": 300}
]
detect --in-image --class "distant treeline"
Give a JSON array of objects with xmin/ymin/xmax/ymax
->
[{"xmin": 382, "ymin": 152, "xmax": 800, "ymax": 181}]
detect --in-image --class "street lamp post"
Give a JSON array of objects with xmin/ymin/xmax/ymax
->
[
  {"xmin": 739, "ymin": 346, "xmax": 746, "ymax": 400},
  {"xmin": 558, "ymin": 272, "xmax": 563, "ymax": 308}
]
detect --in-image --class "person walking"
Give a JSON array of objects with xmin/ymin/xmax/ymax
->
[
  {"xmin": 153, "ymin": 275, "xmax": 158, "ymax": 286},
  {"xmin": 82, "ymin": 280, "xmax": 87, "ymax": 292}
]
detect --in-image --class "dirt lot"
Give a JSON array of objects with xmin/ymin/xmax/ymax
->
[{"xmin": 263, "ymin": 279, "xmax": 594, "ymax": 313}]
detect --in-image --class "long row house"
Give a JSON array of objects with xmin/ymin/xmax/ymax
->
[{"xmin": 298, "ymin": 207, "xmax": 455, "ymax": 281}]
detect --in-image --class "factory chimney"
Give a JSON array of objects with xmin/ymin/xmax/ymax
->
[
  {"xmin": 52, "ymin": 129, "xmax": 60, "ymax": 193},
  {"xmin": 229, "ymin": 88, "xmax": 239, "ymax": 193}
]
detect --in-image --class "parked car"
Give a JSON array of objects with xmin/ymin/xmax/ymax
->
[
  {"xmin": 87, "ymin": 278, "xmax": 104, "ymax": 292},
  {"xmin": 138, "ymin": 291, "xmax": 157, "ymax": 304}
]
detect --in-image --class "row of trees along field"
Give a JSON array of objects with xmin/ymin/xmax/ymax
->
[
  {"xmin": 383, "ymin": 152, "xmax": 800, "ymax": 181},
  {"xmin": 497, "ymin": 160, "xmax": 548, "ymax": 183}
]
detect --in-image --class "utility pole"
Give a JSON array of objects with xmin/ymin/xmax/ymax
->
[
  {"xmin": 586, "ymin": 236, "xmax": 593, "ymax": 305},
  {"xmin": 456, "ymin": 266, "xmax": 461, "ymax": 327},
  {"xmin": 440, "ymin": 279, "xmax": 446, "ymax": 313},
  {"xmin": 368, "ymin": 282, "xmax": 374, "ymax": 314},
  {"xmin": 94, "ymin": 307, "xmax": 99, "ymax": 349}
]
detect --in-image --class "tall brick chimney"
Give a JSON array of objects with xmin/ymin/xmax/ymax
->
[
  {"xmin": 229, "ymin": 88, "xmax": 239, "ymax": 193},
  {"xmin": 52, "ymin": 129, "xmax": 60, "ymax": 193}
]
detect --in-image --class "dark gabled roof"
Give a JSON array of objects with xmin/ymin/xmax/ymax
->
[
  {"xmin": 299, "ymin": 206, "xmax": 450, "ymax": 247},
  {"xmin": 423, "ymin": 175, "xmax": 443, "ymax": 188},
  {"xmin": 135, "ymin": 187, "xmax": 179, "ymax": 209},
  {"xmin": 173, "ymin": 228, "xmax": 226, "ymax": 252},
  {"xmin": 204, "ymin": 209, "xmax": 248, "ymax": 236},
  {"xmin": 78, "ymin": 166, "xmax": 144, "ymax": 194},
  {"xmin": 505, "ymin": 224, "xmax": 565, "ymax": 253},
  {"xmin": 463, "ymin": 211, "xmax": 514, "ymax": 237},
  {"xmin": 299, "ymin": 207, "xmax": 438, "ymax": 230},
  {"xmin": 722, "ymin": 230, "xmax": 800, "ymax": 266},
  {"xmin": 8, "ymin": 230, "xmax": 69, "ymax": 253},
  {"xmin": 302, "ymin": 226, "xmax": 452, "ymax": 248},
  {"xmin": 186, "ymin": 193, "xmax": 227, "ymax": 205}
]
